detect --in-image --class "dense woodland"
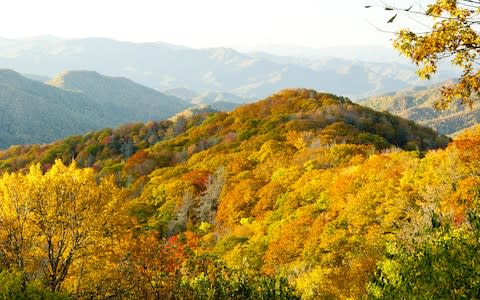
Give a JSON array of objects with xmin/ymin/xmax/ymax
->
[{"xmin": 1, "ymin": 89, "xmax": 479, "ymax": 299}]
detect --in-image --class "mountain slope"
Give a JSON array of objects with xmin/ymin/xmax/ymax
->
[
  {"xmin": 361, "ymin": 84, "xmax": 480, "ymax": 135},
  {"xmin": 0, "ymin": 69, "xmax": 109, "ymax": 147},
  {"xmin": 0, "ymin": 69, "xmax": 189, "ymax": 148},
  {"xmin": 48, "ymin": 70, "xmax": 189, "ymax": 122}
]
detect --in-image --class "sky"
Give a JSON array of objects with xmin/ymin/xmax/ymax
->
[{"xmin": 0, "ymin": 0, "xmax": 430, "ymax": 49}]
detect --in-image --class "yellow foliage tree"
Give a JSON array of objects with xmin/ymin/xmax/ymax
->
[
  {"xmin": 0, "ymin": 160, "xmax": 124, "ymax": 293},
  {"xmin": 376, "ymin": 0, "xmax": 480, "ymax": 107}
]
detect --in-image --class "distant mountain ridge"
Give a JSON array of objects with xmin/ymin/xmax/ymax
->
[
  {"xmin": 235, "ymin": 44, "xmax": 406, "ymax": 62},
  {"xmin": 361, "ymin": 84, "xmax": 480, "ymax": 136},
  {"xmin": 0, "ymin": 69, "xmax": 189, "ymax": 148},
  {"xmin": 164, "ymin": 87, "xmax": 245, "ymax": 111},
  {"xmin": 164, "ymin": 87, "xmax": 251, "ymax": 104},
  {"xmin": 0, "ymin": 36, "xmax": 455, "ymax": 99}
]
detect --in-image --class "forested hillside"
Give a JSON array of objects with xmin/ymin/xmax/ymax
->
[
  {"xmin": 0, "ymin": 69, "xmax": 189, "ymax": 148},
  {"xmin": 3, "ymin": 89, "xmax": 477, "ymax": 299},
  {"xmin": 362, "ymin": 84, "xmax": 480, "ymax": 136}
]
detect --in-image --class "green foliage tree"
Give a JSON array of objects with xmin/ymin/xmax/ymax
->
[
  {"xmin": 0, "ymin": 270, "xmax": 68, "ymax": 300},
  {"xmin": 368, "ymin": 208, "xmax": 480, "ymax": 298},
  {"xmin": 180, "ymin": 256, "xmax": 300, "ymax": 300}
]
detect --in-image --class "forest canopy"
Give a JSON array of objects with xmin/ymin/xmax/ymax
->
[{"xmin": 0, "ymin": 89, "xmax": 476, "ymax": 298}]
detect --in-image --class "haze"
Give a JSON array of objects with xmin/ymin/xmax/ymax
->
[{"xmin": 1, "ymin": 0, "xmax": 427, "ymax": 49}]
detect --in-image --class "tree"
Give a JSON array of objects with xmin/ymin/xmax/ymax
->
[
  {"xmin": 368, "ymin": 213, "xmax": 480, "ymax": 298},
  {"xmin": 371, "ymin": 0, "xmax": 480, "ymax": 108},
  {"xmin": 0, "ymin": 160, "xmax": 124, "ymax": 293}
]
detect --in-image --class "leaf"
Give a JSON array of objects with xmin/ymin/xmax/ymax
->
[
  {"xmin": 385, "ymin": 7, "xmax": 394, "ymax": 11},
  {"xmin": 405, "ymin": 5, "xmax": 413, "ymax": 11},
  {"xmin": 365, "ymin": 5, "xmax": 372, "ymax": 8},
  {"xmin": 388, "ymin": 13, "xmax": 398, "ymax": 23}
]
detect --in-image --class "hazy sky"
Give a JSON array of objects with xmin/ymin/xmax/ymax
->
[{"xmin": 0, "ymin": 0, "xmax": 429, "ymax": 49}]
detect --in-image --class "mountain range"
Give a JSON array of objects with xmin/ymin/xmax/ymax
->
[
  {"xmin": 0, "ymin": 36, "xmax": 472, "ymax": 149},
  {"xmin": 1, "ymin": 66, "xmax": 472, "ymax": 149},
  {"xmin": 0, "ymin": 36, "xmax": 455, "ymax": 99},
  {"xmin": 0, "ymin": 34, "xmax": 478, "ymax": 299}
]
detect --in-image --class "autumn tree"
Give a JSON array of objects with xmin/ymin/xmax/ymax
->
[
  {"xmin": 0, "ymin": 160, "xmax": 124, "ymax": 293},
  {"xmin": 372, "ymin": 0, "xmax": 480, "ymax": 108}
]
